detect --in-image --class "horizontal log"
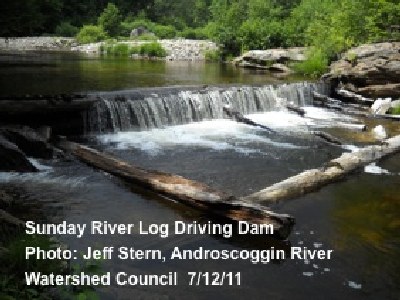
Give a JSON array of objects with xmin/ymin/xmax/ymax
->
[
  {"xmin": 57, "ymin": 139, "xmax": 294, "ymax": 239},
  {"xmin": 223, "ymin": 106, "xmax": 276, "ymax": 133},
  {"xmin": 242, "ymin": 134, "xmax": 400, "ymax": 204}
]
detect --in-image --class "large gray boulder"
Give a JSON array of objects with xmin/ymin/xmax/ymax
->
[
  {"xmin": 324, "ymin": 42, "xmax": 400, "ymax": 98},
  {"xmin": 232, "ymin": 48, "xmax": 306, "ymax": 73},
  {"xmin": 0, "ymin": 136, "xmax": 37, "ymax": 172}
]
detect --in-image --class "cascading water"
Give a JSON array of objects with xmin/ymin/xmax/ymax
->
[{"xmin": 84, "ymin": 82, "xmax": 330, "ymax": 133}]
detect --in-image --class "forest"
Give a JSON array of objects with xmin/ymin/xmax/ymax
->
[{"xmin": 1, "ymin": 0, "xmax": 400, "ymax": 68}]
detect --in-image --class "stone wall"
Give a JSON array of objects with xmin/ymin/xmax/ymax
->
[{"xmin": 0, "ymin": 37, "xmax": 76, "ymax": 51}]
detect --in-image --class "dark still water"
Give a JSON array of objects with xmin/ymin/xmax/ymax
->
[
  {"xmin": 0, "ymin": 52, "xmax": 300, "ymax": 96},
  {"xmin": 1, "ymin": 53, "xmax": 399, "ymax": 300}
]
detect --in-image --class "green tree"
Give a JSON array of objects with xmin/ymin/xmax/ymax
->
[{"xmin": 98, "ymin": 3, "xmax": 122, "ymax": 37}]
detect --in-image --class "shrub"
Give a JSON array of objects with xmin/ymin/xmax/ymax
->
[
  {"xmin": 153, "ymin": 24, "xmax": 176, "ymax": 39},
  {"xmin": 390, "ymin": 104, "xmax": 400, "ymax": 115},
  {"xmin": 294, "ymin": 47, "xmax": 329, "ymax": 77},
  {"xmin": 55, "ymin": 21, "xmax": 78, "ymax": 37},
  {"xmin": 140, "ymin": 42, "xmax": 167, "ymax": 57},
  {"xmin": 205, "ymin": 49, "xmax": 221, "ymax": 62},
  {"xmin": 76, "ymin": 25, "xmax": 107, "ymax": 44}
]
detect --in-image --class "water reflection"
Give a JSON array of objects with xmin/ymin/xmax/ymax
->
[{"xmin": 0, "ymin": 52, "xmax": 304, "ymax": 96}]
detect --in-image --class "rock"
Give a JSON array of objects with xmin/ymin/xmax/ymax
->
[
  {"xmin": 0, "ymin": 126, "xmax": 54, "ymax": 159},
  {"xmin": 269, "ymin": 63, "xmax": 293, "ymax": 74},
  {"xmin": 0, "ymin": 135, "xmax": 38, "ymax": 172},
  {"xmin": 130, "ymin": 26, "xmax": 153, "ymax": 38},
  {"xmin": 324, "ymin": 42, "xmax": 400, "ymax": 98},
  {"xmin": 233, "ymin": 47, "xmax": 306, "ymax": 73},
  {"xmin": 371, "ymin": 98, "xmax": 392, "ymax": 114}
]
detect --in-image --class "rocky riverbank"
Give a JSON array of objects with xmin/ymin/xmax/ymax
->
[
  {"xmin": 0, "ymin": 36, "xmax": 219, "ymax": 61},
  {"xmin": 323, "ymin": 42, "xmax": 400, "ymax": 98},
  {"xmin": 72, "ymin": 39, "xmax": 219, "ymax": 61}
]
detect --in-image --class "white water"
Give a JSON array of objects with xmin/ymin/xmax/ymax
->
[
  {"xmin": 98, "ymin": 118, "xmax": 305, "ymax": 156},
  {"xmin": 97, "ymin": 107, "xmax": 355, "ymax": 155}
]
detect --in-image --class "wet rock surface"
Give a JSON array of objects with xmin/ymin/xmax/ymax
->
[
  {"xmin": 0, "ymin": 135, "xmax": 37, "ymax": 172},
  {"xmin": 0, "ymin": 126, "xmax": 55, "ymax": 159},
  {"xmin": 324, "ymin": 42, "xmax": 400, "ymax": 98}
]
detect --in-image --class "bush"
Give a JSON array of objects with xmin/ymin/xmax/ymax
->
[
  {"xmin": 205, "ymin": 49, "xmax": 221, "ymax": 62},
  {"xmin": 153, "ymin": 24, "xmax": 176, "ymax": 39},
  {"xmin": 294, "ymin": 47, "xmax": 329, "ymax": 77},
  {"xmin": 100, "ymin": 43, "xmax": 130, "ymax": 56},
  {"xmin": 140, "ymin": 42, "xmax": 167, "ymax": 57},
  {"xmin": 76, "ymin": 25, "xmax": 107, "ymax": 44},
  {"xmin": 55, "ymin": 21, "xmax": 78, "ymax": 37},
  {"xmin": 390, "ymin": 104, "xmax": 400, "ymax": 115}
]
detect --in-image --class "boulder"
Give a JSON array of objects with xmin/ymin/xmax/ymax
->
[
  {"xmin": 130, "ymin": 26, "xmax": 154, "ymax": 38},
  {"xmin": 0, "ymin": 135, "xmax": 37, "ymax": 172},
  {"xmin": 324, "ymin": 42, "xmax": 400, "ymax": 98},
  {"xmin": 233, "ymin": 47, "xmax": 306, "ymax": 72},
  {"xmin": 1, "ymin": 126, "xmax": 54, "ymax": 159}
]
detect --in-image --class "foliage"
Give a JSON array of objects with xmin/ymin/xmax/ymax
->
[
  {"xmin": 139, "ymin": 42, "xmax": 167, "ymax": 57},
  {"xmin": 153, "ymin": 25, "xmax": 176, "ymax": 39},
  {"xmin": 98, "ymin": 3, "xmax": 122, "ymax": 37},
  {"xmin": 293, "ymin": 47, "xmax": 329, "ymax": 77},
  {"xmin": 102, "ymin": 43, "xmax": 131, "ymax": 56},
  {"xmin": 76, "ymin": 25, "xmax": 107, "ymax": 44},
  {"xmin": 55, "ymin": 21, "xmax": 79, "ymax": 37},
  {"xmin": 179, "ymin": 27, "xmax": 209, "ymax": 39},
  {"xmin": 389, "ymin": 104, "xmax": 400, "ymax": 115},
  {"xmin": 205, "ymin": 49, "xmax": 221, "ymax": 61},
  {"xmin": 101, "ymin": 42, "xmax": 167, "ymax": 58}
]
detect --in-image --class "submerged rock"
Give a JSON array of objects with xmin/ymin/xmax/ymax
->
[
  {"xmin": 0, "ymin": 135, "xmax": 37, "ymax": 172},
  {"xmin": 324, "ymin": 42, "xmax": 400, "ymax": 98}
]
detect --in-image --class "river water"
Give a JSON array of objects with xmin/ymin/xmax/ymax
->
[{"xmin": 0, "ymin": 53, "xmax": 399, "ymax": 299}]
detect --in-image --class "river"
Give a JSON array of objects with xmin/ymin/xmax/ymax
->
[{"xmin": 0, "ymin": 52, "xmax": 399, "ymax": 299}]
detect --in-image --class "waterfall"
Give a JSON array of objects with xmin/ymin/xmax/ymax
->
[{"xmin": 84, "ymin": 82, "xmax": 330, "ymax": 133}]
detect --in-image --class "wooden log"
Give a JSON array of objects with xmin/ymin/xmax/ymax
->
[
  {"xmin": 312, "ymin": 131, "xmax": 342, "ymax": 145},
  {"xmin": 57, "ymin": 139, "xmax": 294, "ymax": 239},
  {"xmin": 286, "ymin": 104, "xmax": 305, "ymax": 117},
  {"xmin": 223, "ymin": 106, "xmax": 276, "ymax": 133},
  {"xmin": 242, "ymin": 134, "xmax": 400, "ymax": 204}
]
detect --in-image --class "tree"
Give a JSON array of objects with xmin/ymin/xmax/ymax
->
[{"xmin": 98, "ymin": 3, "xmax": 122, "ymax": 37}]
